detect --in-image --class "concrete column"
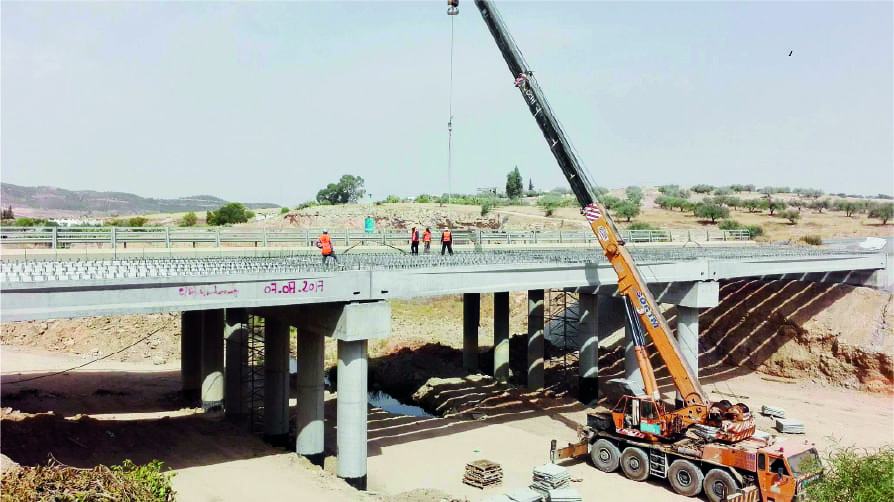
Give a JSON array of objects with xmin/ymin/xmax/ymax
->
[
  {"xmin": 494, "ymin": 292, "xmax": 510, "ymax": 382},
  {"xmin": 623, "ymin": 303, "xmax": 645, "ymax": 395},
  {"xmin": 180, "ymin": 310, "xmax": 203, "ymax": 403},
  {"xmin": 224, "ymin": 308, "xmax": 248, "ymax": 422},
  {"xmin": 337, "ymin": 339, "xmax": 368, "ymax": 490},
  {"xmin": 201, "ymin": 309, "xmax": 225, "ymax": 411},
  {"xmin": 676, "ymin": 306, "xmax": 699, "ymax": 381},
  {"xmin": 296, "ymin": 329, "xmax": 325, "ymax": 466},
  {"xmin": 264, "ymin": 317, "xmax": 290, "ymax": 447},
  {"xmin": 527, "ymin": 290, "xmax": 545, "ymax": 391},
  {"xmin": 578, "ymin": 293, "xmax": 598, "ymax": 403},
  {"xmin": 463, "ymin": 293, "xmax": 480, "ymax": 372}
]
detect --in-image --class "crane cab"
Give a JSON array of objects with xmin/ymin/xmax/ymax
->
[{"xmin": 611, "ymin": 395, "xmax": 671, "ymax": 441}]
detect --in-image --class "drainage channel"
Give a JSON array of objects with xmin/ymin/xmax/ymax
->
[{"xmin": 290, "ymin": 359, "xmax": 432, "ymax": 418}]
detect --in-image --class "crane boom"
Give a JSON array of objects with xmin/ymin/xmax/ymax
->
[{"xmin": 473, "ymin": 0, "xmax": 708, "ymax": 409}]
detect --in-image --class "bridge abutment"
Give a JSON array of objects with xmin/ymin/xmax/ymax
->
[
  {"xmin": 463, "ymin": 293, "xmax": 480, "ymax": 372},
  {"xmin": 527, "ymin": 289, "xmax": 545, "ymax": 390}
]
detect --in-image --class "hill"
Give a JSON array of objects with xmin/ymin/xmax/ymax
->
[{"xmin": 0, "ymin": 183, "xmax": 278, "ymax": 217}]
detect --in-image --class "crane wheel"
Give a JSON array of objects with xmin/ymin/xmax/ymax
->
[
  {"xmin": 668, "ymin": 459, "xmax": 704, "ymax": 497},
  {"xmin": 619, "ymin": 446, "xmax": 650, "ymax": 481},
  {"xmin": 589, "ymin": 439, "xmax": 620, "ymax": 473},
  {"xmin": 704, "ymin": 469, "xmax": 739, "ymax": 502}
]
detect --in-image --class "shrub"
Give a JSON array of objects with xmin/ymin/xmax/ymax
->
[
  {"xmin": 625, "ymin": 186, "xmax": 643, "ymax": 204},
  {"xmin": 626, "ymin": 222, "xmax": 657, "ymax": 230},
  {"xmin": 778, "ymin": 209, "xmax": 801, "ymax": 224},
  {"xmin": 878, "ymin": 194, "xmax": 893, "ymax": 200},
  {"xmin": 729, "ymin": 184, "xmax": 755, "ymax": 192},
  {"xmin": 12, "ymin": 218, "xmax": 55, "ymax": 227},
  {"xmin": 745, "ymin": 225, "xmax": 764, "ymax": 238},
  {"xmin": 415, "ymin": 194, "xmax": 434, "ymax": 203},
  {"xmin": 280, "ymin": 207, "xmax": 290, "ymax": 214},
  {"xmin": 713, "ymin": 187, "xmax": 732, "ymax": 196},
  {"xmin": 691, "ymin": 184, "xmax": 714, "ymax": 194},
  {"xmin": 718, "ymin": 219, "xmax": 742, "ymax": 230},
  {"xmin": 0, "ymin": 458, "xmax": 176, "ymax": 501},
  {"xmin": 128, "ymin": 217, "xmax": 148, "ymax": 227},
  {"xmin": 206, "ymin": 202, "xmax": 252, "ymax": 226},
  {"xmin": 601, "ymin": 195, "xmax": 622, "ymax": 210},
  {"xmin": 296, "ymin": 201, "xmax": 319, "ymax": 210},
  {"xmin": 805, "ymin": 445, "xmax": 894, "ymax": 502},
  {"xmin": 181, "ymin": 212, "xmax": 198, "ymax": 227},
  {"xmin": 383, "ymin": 195, "xmax": 400, "ymax": 204},
  {"xmin": 655, "ymin": 195, "xmax": 679, "ymax": 210},
  {"xmin": 538, "ymin": 194, "xmax": 564, "ymax": 216},
  {"xmin": 481, "ymin": 200, "xmax": 495, "ymax": 216},
  {"xmin": 658, "ymin": 185, "xmax": 690, "ymax": 199},
  {"xmin": 801, "ymin": 234, "xmax": 823, "ymax": 245}
]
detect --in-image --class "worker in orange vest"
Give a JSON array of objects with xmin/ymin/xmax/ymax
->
[
  {"xmin": 410, "ymin": 226, "xmax": 420, "ymax": 255},
  {"xmin": 441, "ymin": 228, "xmax": 453, "ymax": 255},
  {"xmin": 316, "ymin": 230, "xmax": 338, "ymax": 265},
  {"xmin": 422, "ymin": 227, "xmax": 432, "ymax": 254}
]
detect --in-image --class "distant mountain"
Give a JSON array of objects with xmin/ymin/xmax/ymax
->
[{"xmin": 0, "ymin": 183, "xmax": 279, "ymax": 216}]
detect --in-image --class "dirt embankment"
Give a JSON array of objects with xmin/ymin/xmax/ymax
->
[{"xmin": 699, "ymin": 280, "xmax": 893, "ymax": 392}]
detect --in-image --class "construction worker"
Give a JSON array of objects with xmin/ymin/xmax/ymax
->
[
  {"xmin": 422, "ymin": 227, "xmax": 432, "ymax": 253},
  {"xmin": 316, "ymin": 230, "xmax": 338, "ymax": 265},
  {"xmin": 410, "ymin": 226, "xmax": 420, "ymax": 255},
  {"xmin": 441, "ymin": 228, "xmax": 453, "ymax": 255}
]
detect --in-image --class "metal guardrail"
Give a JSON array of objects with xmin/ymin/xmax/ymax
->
[{"xmin": 0, "ymin": 226, "xmax": 751, "ymax": 249}]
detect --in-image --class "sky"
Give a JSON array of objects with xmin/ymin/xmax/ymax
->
[{"xmin": 2, "ymin": 1, "xmax": 892, "ymax": 207}]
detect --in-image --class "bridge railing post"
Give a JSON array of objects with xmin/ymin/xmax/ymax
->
[
  {"xmin": 51, "ymin": 227, "xmax": 58, "ymax": 249},
  {"xmin": 216, "ymin": 229, "xmax": 221, "ymax": 247},
  {"xmin": 111, "ymin": 227, "xmax": 117, "ymax": 249},
  {"xmin": 165, "ymin": 227, "xmax": 171, "ymax": 248}
]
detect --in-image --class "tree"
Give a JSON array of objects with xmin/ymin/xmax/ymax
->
[
  {"xmin": 316, "ymin": 175, "xmax": 366, "ymax": 205},
  {"xmin": 811, "ymin": 199, "xmax": 830, "ymax": 213},
  {"xmin": 528, "ymin": 178, "xmax": 534, "ymax": 192},
  {"xmin": 868, "ymin": 203, "xmax": 893, "ymax": 224},
  {"xmin": 1, "ymin": 206, "xmax": 13, "ymax": 220},
  {"xmin": 625, "ymin": 186, "xmax": 643, "ymax": 204},
  {"xmin": 768, "ymin": 201, "xmax": 787, "ymax": 216},
  {"xmin": 383, "ymin": 195, "xmax": 400, "ymax": 204},
  {"xmin": 614, "ymin": 200, "xmax": 641, "ymax": 222},
  {"xmin": 695, "ymin": 202, "xmax": 729, "ymax": 223},
  {"xmin": 601, "ymin": 195, "xmax": 622, "ymax": 210},
  {"xmin": 778, "ymin": 209, "xmax": 801, "ymax": 224},
  {"xmin": 181, "ymin": 212, "xmax": 198, "ymax": 227},
  {"xmin": 744, "ymin": 199, "xmax": 766, "ymax": 213},
  {"xmin": 506, "ymin": 166, "xmax": 523, "ymax": 199},
  {"xmin": 207, "ymin": 202, "xmax": 252, "ymax": 226},
  {"xmin": 691, "ymin": 184, "xmax": 714, "ymax": 194},
  {"xmin": 538, "ymin": 194, "xmax": 564, "ymax": 216}
]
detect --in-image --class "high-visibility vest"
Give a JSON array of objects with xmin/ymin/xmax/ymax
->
[
  {"xmin": 423, "ymin": 231, "xmax": 431, "ymax": 242},
  {"xmin": 442, "ymin": 231, "xmax": 452, "ymax": 242},
  {"xmin": 319, "ymin": 234, "xmax": 333, "ymax": 255},
  {"xmin": 411, "ymin": 230, "xmax": 420, "ymax": 242}
]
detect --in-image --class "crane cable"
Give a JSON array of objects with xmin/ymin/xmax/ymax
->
[{"xmin": 446, "ymin": 13, "xmax": 455, "ymax": 205}]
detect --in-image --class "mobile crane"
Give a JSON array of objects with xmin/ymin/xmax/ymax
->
[{"xmin": 461, "ymin": 1, "xmax": 824, "ymax": 501}]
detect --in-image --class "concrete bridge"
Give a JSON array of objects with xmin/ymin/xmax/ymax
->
[{"xmin": 0, "ymin": 245, "xmax": 886, "ymax": 489}]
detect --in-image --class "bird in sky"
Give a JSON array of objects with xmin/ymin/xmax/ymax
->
[{"xmin": 788, "ymin": 50, "xmax": 793, "ymax": 56}]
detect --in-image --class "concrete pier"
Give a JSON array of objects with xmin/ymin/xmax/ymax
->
[
  {"xmin": 578, "ymin": 293, "xmax": 598, "ymax": 403},
  {"xmin": 201, "ymin": 309, "xmax": 225, "ymax": 411},
  {"xmin": 337, "ymin": 339, "xmax": 368, "ymax": 490},
  {"xmin": 180, "ymin": 310, "xmax": 202, "ymax": 403},
  {"xmin": 224, "ymin": 308, "xmax": 247, "ymax": 422},
  {"xmin": 493, "ymin": 292, "xmax": 510, "ymax": 382},
  {"xmin": 676, "ymin": 305, "xmax": 700, "ymax": 406},
  {"xmin": 296, "ymin": 328, "xmax": 325, "ymax": 467},
  {"xmin": 463, "ymin": 293, "xmax": 480, "ymax": 372},
  {"xmin": 264, "ymin": 316, "xmax": 290, "ymax": 447},
  {"xmin": 527, "ymin": 289, "xmax": 545, "ymax": 391}
]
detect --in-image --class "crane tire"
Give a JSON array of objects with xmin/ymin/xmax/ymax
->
[
  {"xmin": 668, "ymin": 459, "xmax": 704, "ymax": 497},
  {"xmin": 590, "ymin": 439, "xmax": 620, "ymax": 473},
  {"xmin": 704, "ymin": 469, "xmax": 739, "ymax": 502},
  {"xmin": 620, "ymin": 446, "xmax": 650, "ymax": 481}
]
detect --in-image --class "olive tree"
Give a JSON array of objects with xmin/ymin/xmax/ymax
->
[{"xmin": 695, "ymin": 203, "xmax": 729, "ymax": 223}]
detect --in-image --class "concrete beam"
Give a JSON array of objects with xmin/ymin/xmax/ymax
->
[
  {"xmin": 578, "ymin": 293, "xmax": 598, "ymax": 403},
  {"xmin": 180, "ymin": 310, "xmax": 202, "ymax": 403},
  {"xmin": 493, "ymin": 292, "xmax": 510, "ymax": 382},
  {"xmin": 224, "ymin": 308, "xmax": 248, "ymax": 422},
  {"xmin": 463, "ymin": 293, "xmax": 480, "ymax": 372},
  {"xmin": 337, "ymin": 339, "xmax": 368, "ymax": 490},
  {"xmin": 201, "ymin": 309, "xmax": 225, "ymax": 411},
  {"xmin": 296, "ymin": 328, "xmax": 325, "ymax": 466},
  {"xmin": 260, "ymin": 302, "xmax": 390, "ymax": 341},
  {"xmin": 575, "ymin": 280, "xmax": 720, "ymax": 308},
  {"xmin": 264, "ymin": 316, "xmax": 290, "ymax": 447},
  {"xmin": 527, "ymin": 290, "xmax": 545, "ymax": 391}
]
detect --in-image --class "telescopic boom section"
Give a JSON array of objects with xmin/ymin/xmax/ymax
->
[{"xmin": 473, "ymin": 0, "xmax": 706, "ymax": 407}]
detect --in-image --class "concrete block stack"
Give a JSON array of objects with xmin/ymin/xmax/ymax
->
[
  {"xmin": 463, "ymin": 459, "xmax": 503, "ymax": 489},
  {"xmin": 775, "ymin": 418, "xmax": 805, "ymax": 434},
  {"xmin": 530, "ymin": 463, "xmax": 571, "ymax": 496}
]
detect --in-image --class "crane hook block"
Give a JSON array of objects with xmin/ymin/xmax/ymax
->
[{"xmin": 447, "ymin": 0, "xmax": 459, "ymax": 15}]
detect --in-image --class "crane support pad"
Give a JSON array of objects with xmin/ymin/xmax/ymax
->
[{"xmin": 554, "ymin": 441, "xmax": 588, "ymax": 460}]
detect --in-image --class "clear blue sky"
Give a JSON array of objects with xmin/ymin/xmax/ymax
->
[{"xmin": 3, "ymin": 1, "xmax": 892, "ymax": 206}]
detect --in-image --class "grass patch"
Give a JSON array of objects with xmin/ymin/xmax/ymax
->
[
  {"xmin": 801, "ymin": 234, "xmax": 823, "ymax": 245},
  {"xmin": 1, "ymin": 458, "xmax": 175, "ymax": 502},
  {"xmin": 806, "ymin": 444, "xmax": 893, "ymax": 502}
]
